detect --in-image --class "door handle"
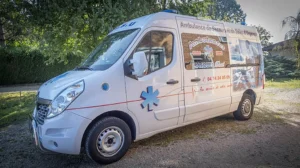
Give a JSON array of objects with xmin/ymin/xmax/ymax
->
[
  {"xmin": 166, "ymin": 79, "xmax": 179, "ymax": 85},
  {"xmin": 191, "ymin": 77, "xmax": 201, "ymax": 82}
]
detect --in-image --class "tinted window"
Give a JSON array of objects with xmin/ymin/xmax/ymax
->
[
  {"xmin": 181, "ymin": 33, "xmax": 229, "ymax": 70},
  {"xmin": 133, "ymin": 31, "xmax": 173, "ymax": 74},
  {"xmin": 81, "ymin": 29, "xmax": 140, "ymax": 70}
]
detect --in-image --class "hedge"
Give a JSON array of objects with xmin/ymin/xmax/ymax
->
[
  {"xmin": 264, "ymin": 55, "xmax": 300, "ymax": 79},
  {"xmin": 0, "ymin": 47, "xmax": 82, "ymax": 85}
]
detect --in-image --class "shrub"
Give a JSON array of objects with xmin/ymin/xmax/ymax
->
[
  {"xmin": 264, "ymin": 55, "xmax": 300, "ymax": 79},
  {"xmin": 0, "ymin": 47, "xmax": 82, "ymax": 85}
]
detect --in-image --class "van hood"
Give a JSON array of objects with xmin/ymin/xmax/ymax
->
[{"xmin": 38, "ymin": 70, "xmax": 94, "ymax": 100}]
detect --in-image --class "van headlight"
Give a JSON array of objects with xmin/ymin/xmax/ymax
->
[{"xmin": 47, "ymin": 80, "xmax": 84, "ymax": 118}]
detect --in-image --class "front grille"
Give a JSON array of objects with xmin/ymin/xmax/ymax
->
[{"xmin": 35, "ymin": 103, "xmax": 50, "ymax": 125}]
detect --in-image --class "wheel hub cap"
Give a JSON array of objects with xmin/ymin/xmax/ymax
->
[
  {"xmin": 242, "ymin": 99, "xmax": 252, "ymax": 116},
  {"xmin": 96, "ymin": 126, "xmax": 124, "ymax": 157}
]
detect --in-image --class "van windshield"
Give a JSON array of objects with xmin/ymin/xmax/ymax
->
[{"xmin": 80, "ymin": 29, "xmax": 140, "ymax": 70}]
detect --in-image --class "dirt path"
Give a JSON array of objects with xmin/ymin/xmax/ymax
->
[{"xmin": 0, "ymin": 88, "xmax": 300, "ymax": 168}]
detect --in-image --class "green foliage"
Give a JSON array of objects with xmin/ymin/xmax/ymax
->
[
  {"xmin": 4, "ymin": 0, "xmax": 246, "ymax": 63},
  {"xmin": 170, "ymin": 0, "xmax": 213, "ymax": 18},
  {"xmin": 282, "ymin": 10, "xmax": 300, "ymax": 69},
  {"xmin": 210, "ymin": 0, "xmax": 246, "ymax": 23},
  {"xmin": 282, "ymin": 10, "xmax": 300, "ymax": 40},
  {"xmin": 22, "ymin": 0, "xmax": 159, "ymax": 63},
  {"xmin": 170, "ymin": 0, "xmax": 246, "ymax": 23},
  {"xmin": 264, "ymin": 55, "xmax": 300, "ymax": 79},
  {"xmin": 253, "ymin": 25, "xmax": 273, "ymax": 47},
  {"xmin": 0, "ymin": 47, "xmax": 82, "ymax": 85},
  {"xmin": 294, "ymin": 40, "xmax": 300, "ymax": 68},
  {"xmin": 0, "ymin": 92, "xmax": 36, "ymax": 128},
  {"xmin": 0, "ymin": 0, "xmax": 30, "ymax": 46}
]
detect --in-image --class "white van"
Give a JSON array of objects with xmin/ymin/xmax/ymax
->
[{"xmin": 30, "ymin": 11, "xmax": 264, "ymax": 164}]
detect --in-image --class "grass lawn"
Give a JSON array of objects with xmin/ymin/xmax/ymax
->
[
  {"xmin": 0, "ymin": 92, "xmax": 36, "ymax": 128},
  {"xmin": 266, "ymin": 78, "xmax": 300, "ymax": 89}
]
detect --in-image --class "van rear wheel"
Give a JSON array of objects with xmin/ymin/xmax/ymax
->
[
  {"xmin": 233, "ymin": 94, "xmax": 254, "ymax": 121},
  {"xmin": 85, "ymin": 117, "xmax": 132, "ymax": 164}
]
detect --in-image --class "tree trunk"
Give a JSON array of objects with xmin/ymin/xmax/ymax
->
[
  {"xmin": 296, "ymin": 39, "xmax": 300, "ymax": 69},
  {"xmin": 162, "ymin": 0, "xmax": 167, "ymax": 10},
  {"xmin": 0, "ymin": 23, "xmax": 5, "ymax": 47},
  {"xmin": 294, "ymin": 38, "xmax": 300, "ymax": 69}
]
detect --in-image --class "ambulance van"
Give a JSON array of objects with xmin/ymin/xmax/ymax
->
[{"xmin": 30, "ymin": 11, "xmax": 265, "ymax": 164}]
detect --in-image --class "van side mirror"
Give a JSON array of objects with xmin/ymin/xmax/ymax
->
[{"xmin": 130, "ymin": 52, "xmax": 148, "ymax": 78}]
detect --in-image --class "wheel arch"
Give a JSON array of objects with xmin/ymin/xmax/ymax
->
[
  {"xmin": 243, "ymin": 89, "xmax": 256, "ymax": 104},
  {"xmin": 81, "ymin": 110, "xmax": 137, "ymax": 148}
]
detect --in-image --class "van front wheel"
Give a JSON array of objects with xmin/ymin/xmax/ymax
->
[
  {"xmin": 233, "ymin": 94, "xmax": 254, "ymax": 121},
  {"xmin": 85, "ymin": 117, "xmax": 132, "ymax": 164}
]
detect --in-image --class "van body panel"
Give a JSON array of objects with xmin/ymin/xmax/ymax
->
[
  {"xmin": 124, "ymin": 27, "xmax": 183, "ymax": 135},
  {"xmin": 109, "ymin": 14, "xmax": 154, "ymax": 35},
  {"xmin": 176, "ymin": 17, "xmax": 232, "ymax": 122},
  {"xmin": 185, "ymin": 97, "xmax": 231, "ymax": 115},
  {"xmin": 67, "ymin": 61, "xmax": 127, "ymax": 111},
  {"xmin": 224, "ymin": 22, "xmax": 264, "ymax": 106},
  {"xmin": 38, "ymin": 70, "xmax": 94, "ymax": 100},
  {"xmin": 184, "ymin": 105, "xmax": 230, "ymax": 122}
]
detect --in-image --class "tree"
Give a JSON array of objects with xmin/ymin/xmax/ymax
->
[
  {"xmin": 170, "ymin": 0, "xmax": 246, "ymax": 23},
  {"xmin": 23, "ymin": 0, "xmax": 159, "ymax": 62},
  {"xmin": 169, "ymin": 0, "xmax": 213, "ymax": 18},
  {"xmin": 3, "ymin": 0, "xmax": 247, "ymax": 63},
  {"xmin": 0, "ymin": 0, "xmax": 29, "ymax": 47},
  {"xmin": 282, "ymin": 10, "xmax": 300, "ymax": 40},
  {"xmin": 282, "ymin": 10, "xmax": 300, "ymax": 69},
  {"xmin": 210, "ymin": 0, "xmax": 246, "ymax": 23},
  {"xmin": 252, "ymin": 25, "xmax": 273, "ymax": 47}
]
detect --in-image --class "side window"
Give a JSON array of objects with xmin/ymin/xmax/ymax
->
[
  {"xmin": 181, "ymin": 33, "xmax": 229, "ymax": 70},
  {"xmin": 133, "ymin": 31, "xmax": 173, "ymax": 74},
  {"xmin": 228, "ymin": 37, "xmax": 262, "ymax": 65}
]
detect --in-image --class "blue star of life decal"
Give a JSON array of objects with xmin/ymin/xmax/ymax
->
[{"xmin": 140, "ymin": 86, "xmax": 159, "ymax": 111}]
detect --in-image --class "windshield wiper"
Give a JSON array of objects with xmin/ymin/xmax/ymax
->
[{"xmin": 75, "ymin": 66, "xmax": 93, "ymax": 71}]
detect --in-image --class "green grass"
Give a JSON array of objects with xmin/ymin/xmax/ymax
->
[
  {"xmin": 266, "ymin": 78, "xmax": 300, "ymax": 89},
  {"xmin": 0, "ymin": 92, "xmax": 36, "ymax": 128}
]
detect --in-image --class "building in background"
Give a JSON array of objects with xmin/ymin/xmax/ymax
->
[{"xmin": 263, "ymin": 39, "xmax": 297, "ymax": 60}]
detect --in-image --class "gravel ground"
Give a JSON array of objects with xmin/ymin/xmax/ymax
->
[
  {"xmin": 266, "ymin": 88, "xmax": 300, "ymax": 104},
  {"xmin": 0, "ymin": 88, "xmax": 300, "ymax": 168}
]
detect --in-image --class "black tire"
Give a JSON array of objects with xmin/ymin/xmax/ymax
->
[
  {"xmin": 233, "ymin": 94, "xmax": 254, "ymax": 121},
  {"xmin": 85, "ymin": 117, "xmax": 132, "ymax": 164}
]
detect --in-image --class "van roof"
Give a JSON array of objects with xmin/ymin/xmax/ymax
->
[
  {"xmin": 109, "ymin": 12, "xmax": 197, "ymax": 34},
  {"xmin": 109, "ymin": 12, "xmax": 257, "ymax": 39}
]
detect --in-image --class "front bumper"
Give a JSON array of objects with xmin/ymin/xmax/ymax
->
[
  {"xmin": 29, "ymin": 116, "xmax": 49, "ymax": 152},
  {"xmin": 29, "ymin": 109, "xmax": 91, "ymax": 155}
]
